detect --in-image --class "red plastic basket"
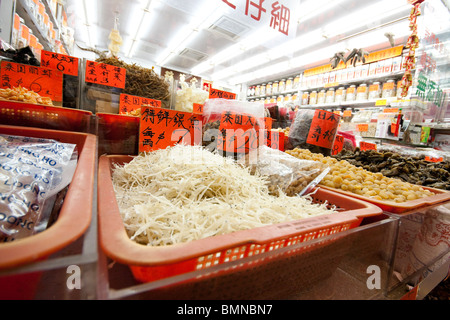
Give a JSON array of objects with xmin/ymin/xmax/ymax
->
[
  {"xmin": 0, "ymin": 100, "xmax": 93, "ymax": 133},
  {"xmin": 96, "ymin": 113, "xmax": 140, "ymax": 155},
  {"xmin": 0, "ymin": 125, "xmax": 97, "ymax": 299},
  {"xmin": 98, "ymin": 154, "xmax": 383, "ymax": 284},
  {"xmin": 319, "ymin": 185, "xmax": 450, "ymax": 214}
]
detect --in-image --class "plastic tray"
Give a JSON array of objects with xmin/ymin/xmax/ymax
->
[
  {"xmin": 98, "ymin": 154, "xmax": 383, "ymax": 283},
  {"xmin": 0, "ymin": 100, "xmax": 93, "ymax": 133},
  {"xmin": 0, "ymin": 125, "xmax": 96, "ymax": 298},
  {"xmin": 96, "ymin": 113, "xmax": 140, "ymax": 155},
  {"xmin": 319, "ymin": 185, "xmax": 450, "ymax": 214}
]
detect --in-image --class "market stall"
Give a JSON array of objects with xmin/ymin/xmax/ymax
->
[{"xmin": 0, "ymin": 0, "xmax": 449, "ymax": 301}]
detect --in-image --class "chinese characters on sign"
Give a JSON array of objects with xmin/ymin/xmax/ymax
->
[
  {"xmin": 360, "ymin": 141, "xmax": 377, "ymax": 151},
  {"xmin": 306, "ymin": 110, "xmax": 340, "ymax": 149},
  {"xmin": 139, "ymin": 106, "xmax": 202, "ymax": 152},
  {"xmin": 209, "ymin": 88, "xmax": 237, "ymax": 100},
  {"xmin": 222, "ymin": 0, "xmax": 291, "ymax": 36},
  {"xmin": 0, "ymin": 61, "xmax": 63, "ymax": 102},
  {"xmin": 416, "ymin": 72, "xmax": 446, "ymax": 108},
  {"xmin": 41, "ymin": 51, "xmax": 79, "ymax": 76},
  {"xmin": 332, "ymin": 135, "xmax": 344, "ymax": 155},
  {"xmin": 85, "ymin": 60, "xmax": 126, "ymax": 89},
  {"xmin": 120, "ymin": 94, "xmax": 161, "ymax": 115}
]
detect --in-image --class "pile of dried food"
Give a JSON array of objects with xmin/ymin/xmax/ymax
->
[
  {"xmin": 111, "ymin": 145, "xmax": 335, "ymax": 246},
  {"xmin": 286, "ymin": 148, "xmax": 435, "ymax": 203},
  {"xmin": 334, "ymin": 149, "xmax": 450, "ymax": 190},
  {"xmin": 95, "ymin": 56, "xmax": 170, "ymax": 102},
  {"xmin": 0, "ymin": 86, "xmax": 53, "ymax": 106}
]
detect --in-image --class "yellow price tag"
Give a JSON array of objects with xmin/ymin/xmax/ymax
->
[{"xmin": 376, "ymin": 99, "xmax": 387, "ymax": 106}]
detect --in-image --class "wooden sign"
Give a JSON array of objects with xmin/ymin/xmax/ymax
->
[
  {"xmin": 41, "ymin": 50, "xmax": 79, "ymax": 76},
  {"xmin": 85, "ymin": 60, "xmax": 126, "ymax": 89},
  {"xmin": 0, "ymin": 61, "xmax": 63, "ymax": 102},
  {"xmin": 306, "ymin": 110, "xmax": 341, "ymax": 149},
  {"xmin": 120, "ymin": 93, "xmax": 160, "ymax": 115},
  {"xmin": 139, "ymin": 106, "xmax": 202, "ymax": 152},
  {"xmin": 209, "ymin": 88, "xmax": 236, "ymax": 100},
  {"xmin": 360, "ymin": 141, "xmax": 377, "ymax": 151}
]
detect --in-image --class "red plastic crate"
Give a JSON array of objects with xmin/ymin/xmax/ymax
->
[
  {"xmin": 0, "ymin": 125, "xmax": 97, "ymax": 299},
  {"xmin": 0, "ymin": 100, "xmax": 93, "ymax": 133},
  {"xmin": 96, "ymin": 113, "xmax": 140, "ymax": 155},
  {"xmin": 319, "ymin": 185, "xmax": 450, "ymax": 214},
  {"xmin": 98, "ymin": 154, "xmax": 383, "ymax": 284}
]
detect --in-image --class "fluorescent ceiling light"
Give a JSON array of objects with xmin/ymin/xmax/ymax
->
[
  {"xmin": 297, "ymin": 0, "xmax": 348, "ymax": 24},
  {"xmin": 323, "ymin": 0, "xmax": 410, "ymax": 38},
  {"xmin": 156, "ymin": 2, "xmax": 223, "ymax": 66}
]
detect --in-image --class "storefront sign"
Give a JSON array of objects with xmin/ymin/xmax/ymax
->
[
  {"xmin": 85, "ymin": 60, "xmax": 126, "ymax": 89},
  {"xmin": 138, "ymin": 106, "xmax": 201, "ymax": 152},
  {"xmin": 41, "ymin": 51, "xmax": 79, "ymax": 76},
  {"xmin": 119, "ymin": 94, "xmax": 161, "ymax": 115},
  {"xmin": 0, "ymin": 61, "xmax": 63, "ymax": 102}
]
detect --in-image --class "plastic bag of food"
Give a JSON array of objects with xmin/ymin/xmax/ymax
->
[
  {"xmin": 0, "ymin": 134, "xmax": 78, "ymax": 242},
  {"xmin": 288, "ymin": 109, "xmax": 341, "ymax": 156},
  {"xmin": 238, "ymin": 145, "xmax": 330, "ymax": 197},
  {"xmin": 202, "ymin": 99, "xmax": 266, "ymax": 156}
]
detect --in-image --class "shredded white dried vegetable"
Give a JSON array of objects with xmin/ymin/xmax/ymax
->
[{"xmin": 112, "ymin": 145, "xmax": 336, "ymax": 246}]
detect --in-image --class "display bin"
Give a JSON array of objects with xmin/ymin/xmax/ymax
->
[
  {"xmin": 0, "ymin": 100, "xmax": 93, "ymax": 133},
  {"xmin": 96, "ymin": 113, "xmax": 140, "ymax": 156},
  {"xmin": 0, "ymin": 125, "xmax": 97, "ymax": 299},
  {"xmin": 98, "ymin": 154, "xmax": 383, "ymax": 285},
  {"xmin": 319, "ymin": 185, "xmax": 450, "ymax": 214}
]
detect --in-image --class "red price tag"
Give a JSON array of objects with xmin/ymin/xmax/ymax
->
[
  {"xmin": 356, "ymin": 124, "xmax": 369, "ymax": 132},
  {"xmin": 209, "ymin": 88, "xmax": 236, "ymax": 100},
  {"xmin": 424, "ymin": 156, "xmax": 443, "ymax": 163},
  {"xmin": 306, "ymin": 110, "xmax": 341, "ymax": 149},
  {"xmin": 265, "ymin": 130, "xmax": 284, "ymax": 151},
  {"xmin": 0, "ymin": 61, "xmax": 63, "ymax": 102},
  {"xmin": 119, "ymin": 94, "xmax": 160, "ymax": 115},
  {"xmin": 41, "ymin": 50, "xmax": 79, "ymax": 76},
  {"xmin": 360, "ymin": 141, "xmax": 377, "ymax": 151},
  {"xmin": 332, "ymin": 135, "xmax": 344, "ymax": 155},
  {"xmin": 139, "ymin": 106, "xmax": 201, "ymax": 152},
  {"xmin": 217, "ymin": 111, "xmax": 261, "ymax": 154},
  {"xmin": 264, "ymin": 117, "xmax": 273, "ymax": 130},
  {"xmin": 85, "ymin": 60, "xmax": 126, "ymax": 89},
  {"xmin": 193, "ymin": 103, "xmax": 204, "ymax": 114}
]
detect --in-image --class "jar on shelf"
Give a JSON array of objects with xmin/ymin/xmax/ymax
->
[
  {"xmin": 260, "ymin": 84, "xmax": 266, "ymax": 96},
  {"xmin": 326, "ymin": 88, "xmax": 335, "ymax": 104},
  {"xmin": 309, "ymin": 91, "xmax": 318, "ymax": 105},
  {"xmin": 368, "ymin": 82, "xmax": 381, "ymax": 100},
  {"xmin": 356, "ymin": 84, "xmax": 368, "ymax": 101},
  {"xmin": 335, "ymin": 87, "xmax": 346, "ymax": 103},
  {"xmin": 277, "ymin": 95, "xmax": 284, "ymax": 104},
  {"xmin": 272, "ymin": 81, "xmax": 279, "ymax": 94},
  {"xmin": 279, "ymin": 79, "xmax": 286, "ymax": 93},
  {"xmin": 266, "ymin": 82, "xmax": 273, "ymax": 96},
  {"xmin": 317, "ymin": 89, "xmax": 326, "ymax": 104},
  {"xmin": 293, "ymin": 75, "xmax": 301, "ymax": 90},
  {"xmin": 247, "ymin": 86, "xmax": 253, "ymax": 97},
  {"xmin": 270, "ymin": 96, "xmax": 276, "ymax": 103},
  {"xmin": 286, "ymin": 77, "xmax": 293, "ymax": 91},
  {"xmin": 301, "ymin": 91, "xmax": 309, "ymax": 105},
  {"xmin": 382, "ymin": 80, "xmax": 396, "ymax": 98},
  {"xmin": 255, "ymin": 85, "xmax": 261, "ymax": 96},
  {"xmin": 346, "ymin": 85, "xmax": 356, "ymax": 101},
  {"xmin": 285, "ymin": 94, "xmax": 292, "ymax": 103}
]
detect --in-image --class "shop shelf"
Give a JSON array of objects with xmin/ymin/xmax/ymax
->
[
  {"xmin": 0, "ymin": 125, "xmax": 97, "ymax": 299},
  {"xmin": 97, "ymin": 154, "xmax": 383, "ymax": 284},
  {"xmin": 96, "ymin": 113, "xmax": 140, "ymax": 155},
  {"xmin": 0, "ymin": 100, "xmax": 93, "ymax": 133},
  {"xmin": 319, "ymin": 185, "xmax": 450, "ymax": 214}
]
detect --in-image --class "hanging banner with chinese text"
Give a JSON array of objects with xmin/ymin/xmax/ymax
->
[
  {"xmin": 139, "ymin": 106, "xmax": 202, "ymax": 152},
  {"xmin": 0, "ymin": 61, "xmax": 63, "ymax": 102},
  {"xmin": 85, "ymin": 60, "xmax": 126, "ymax": 89}
]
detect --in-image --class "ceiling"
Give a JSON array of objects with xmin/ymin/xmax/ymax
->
[{"xmin": 64, "ymin": 0, "xmax": 447, "ymax": 88}]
